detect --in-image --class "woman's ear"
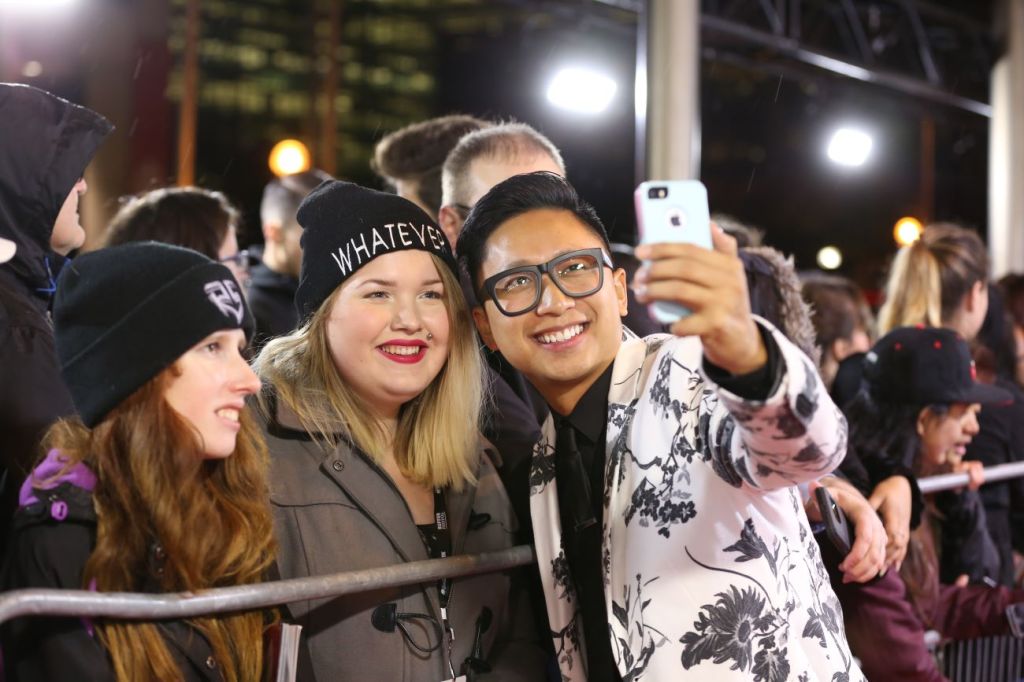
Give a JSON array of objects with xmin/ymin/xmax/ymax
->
[
  {"xmin": 916, "ymin": 406, "xmax": 930, "ymax": 437},
  {"xmin": 831, "ymin": 338, "xmax": 850, "ymax": 363},
  {"xmin": 966, "ymin": 280, "xmax": 987, "ymax": 313}
]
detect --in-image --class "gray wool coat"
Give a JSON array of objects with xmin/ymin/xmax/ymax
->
[{"xmin": 260, "ymin": 398, "xmax": 547, "ymax": 682}]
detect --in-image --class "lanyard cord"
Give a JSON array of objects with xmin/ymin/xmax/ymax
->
[{"xmin": 429, "ymin": 487, "xmax": 457, "ymax": 680}]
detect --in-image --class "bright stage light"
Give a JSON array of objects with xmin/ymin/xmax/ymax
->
[
  {"xmin": 546, "ymin": 67, "xmax": 617, "ymax": 114},
  {"xmin": 268, "ymin": 139, "xmax": 311, "ymax": 178},
  {"xmin": 817, "ymin": 246, "xmax": 843, "ymax": 270},
  {"xmin": 894, "ymin": 216, "xmax": 923, "ymax": 247},
  {"xmin": 827, "ymin": 128, "xmax": 873, "ymax": 167}
]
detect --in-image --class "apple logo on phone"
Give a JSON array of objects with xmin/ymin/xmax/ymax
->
[{"xmin": 667, "ymin": 207, "xmax": 686, "ymax": 230}]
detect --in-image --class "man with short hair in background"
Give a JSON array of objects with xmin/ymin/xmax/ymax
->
[
  {"xmin": 372, "ymin": 114, "xmax": 490, "ymax": 221},
  {"xmin": 438, "ymin": 121, "xmax": 565, "ymax": 247},
  {"xmin": 249, "ymin": 169, "xmax": 331, "ymax": 346}
]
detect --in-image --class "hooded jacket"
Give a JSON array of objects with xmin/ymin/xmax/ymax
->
[
  {"xmin": 0, "ymin": 83, "xmax": 112, "ymax": 551},
  {"xmin": 246, "ymin": 258, "xmax": 300, "ymax": 348},
  {"xmin": 0, "ymin": 450, "xmax": 232, "ymax": 681}
]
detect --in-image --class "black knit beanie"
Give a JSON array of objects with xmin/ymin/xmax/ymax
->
[
  {"xmin": 53, "ymin": 242, "xmax": 254, "ymax": 427},
  {"xmin": 294, "ymin": 180, "xmax": 458, "ymax": 321}
]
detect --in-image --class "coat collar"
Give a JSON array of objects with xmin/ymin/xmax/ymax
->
[{"xmin": 271, "ymin": 395, "xmax": 478, "ymax": 560}]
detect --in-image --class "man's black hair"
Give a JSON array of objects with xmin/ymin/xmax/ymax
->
[{"xmin": 456, "ymin": 171, "xmax": 611, "ymax": 296}]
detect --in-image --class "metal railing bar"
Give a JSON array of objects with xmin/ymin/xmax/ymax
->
[
  {"xmin": 917, "ymin": 461, "xmax": 1024, "ymax": 494},
  {"xmin": 5, "ymin": 461, "xmax": 1024, "ymax": 626},
  {"xmin": 0, "ymin": 545, "xmax": 535, "ymax": 626}
]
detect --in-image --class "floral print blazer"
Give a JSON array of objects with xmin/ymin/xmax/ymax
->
[{"xmin": 529, "ymin": 321, "xmax": 866, "ymax": 681}]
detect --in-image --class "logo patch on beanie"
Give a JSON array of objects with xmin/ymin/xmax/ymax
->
[{"xmin": 204, "ymin": 280, "xmax": 244, "ymax": 323}]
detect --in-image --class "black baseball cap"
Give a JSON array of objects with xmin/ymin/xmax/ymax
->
[{"xmin": 864, "ymin": 326, "xmax": 1011, "ymax": 406}]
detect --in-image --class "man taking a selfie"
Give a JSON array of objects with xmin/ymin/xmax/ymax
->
[{"xmin": 458, "ymin": 171, "xmax": 864, "ymax": 681}]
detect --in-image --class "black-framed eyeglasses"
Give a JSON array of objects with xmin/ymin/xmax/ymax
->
[
  {"xmin": 451, "ymin": 203, "xmax": 474, "ymax": 218},
  {"xmin": 480, "ymin": 247, "xmax": 614, "ymax": 317}
]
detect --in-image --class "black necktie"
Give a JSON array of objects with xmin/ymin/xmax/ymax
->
[{"xmin": 554, "ymin": 417, "xmax": 597, "ymax": 532}]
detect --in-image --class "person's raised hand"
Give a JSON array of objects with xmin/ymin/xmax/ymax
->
[
  {"xmin": 868, "ymin": 475, "xmax": 912, "ymax": 571},
  {"xmin": 634, "ymin": 224, "xmax": 766, "ymax": 376},
  {"xmin": 953, "ymin": 460, "xmax": 985, "ymax": 491}
]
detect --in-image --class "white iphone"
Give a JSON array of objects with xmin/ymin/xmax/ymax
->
[{"xmin": 634, "ymin": 180, "xmax": 713, "ymax": 323}]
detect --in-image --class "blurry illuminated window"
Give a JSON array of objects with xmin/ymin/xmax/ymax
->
[
  {"xmin": 344, "ymin": 63, "xmax": 363, "ymax": 81},
  {"xmin": 407, "ymin": 73, "xmax": 433, "ymax": 93},
  {"xmin": 369, "ymin": 67, "xmax": 393, "ymax": 86},
  {"xmin": 334, "ymin": 94, "xmax": 353, "ymax": 113},
  {"xmin": 238, "ymin": 46, "xmax": 267, "ymax": 69}
]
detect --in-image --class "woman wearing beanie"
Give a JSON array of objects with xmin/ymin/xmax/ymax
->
[
  {"xmin": 254, "ymin": 181, "xmax": 544, "ymax": 681},
  {"xmin": 1, "ymin": 242, "xmax": 276, "ymax": 681},
  {"xmin": 833, "ymin": 326, "xmax": 1024, "ymax": 681}
]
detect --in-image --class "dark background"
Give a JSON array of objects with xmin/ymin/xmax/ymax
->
[{"xmin": 0, "ymin": 0, "xmax": 997, "ymax": 296}]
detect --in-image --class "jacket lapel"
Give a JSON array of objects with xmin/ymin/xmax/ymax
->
[
  {"xmin": 529, "ymin": 415, "xmax": 589, "ymax": 680},
  {"xmin": 447, "ymin": 469, "xmax": 477, "ymax": 556},
  {"xmin": 319, "ymin": 448, "xmax": 431, "ymax": 564},
  {"xmin": 529, "ymin": 327, "xmax": 657, "ymax": 681},
  {"xmin": 274, "ymin": 399, "xmax": 430, "ymax": 564}
]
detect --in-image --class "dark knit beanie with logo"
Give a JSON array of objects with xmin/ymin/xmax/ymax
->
[
  {"xmin": 53, "ymin": 241, "xmax": 254, "ymax": 427},
  {"xmin": 293, "ymin": 180, "xmax": 458, "ymax": 321}
]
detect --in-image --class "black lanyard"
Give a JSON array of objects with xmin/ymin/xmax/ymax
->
[
  {"xmin": 429, "ymin": 487, "xmax": 456, "ymax": 680},
  {"xmin": 430, "ymin": 487, "xmax": 453, "ymax": 602}
]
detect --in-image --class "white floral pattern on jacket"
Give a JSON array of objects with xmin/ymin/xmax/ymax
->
[{"xmin": 530, "ymin": 320, "xmax": 864, "ymax": 681}]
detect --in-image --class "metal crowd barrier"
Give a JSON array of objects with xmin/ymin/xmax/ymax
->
[
  {"xmin": 935, "ymin": 635, "xmax": 1024, "ymax": 682},
  {"xmin": 4, "ymin": 462, "xmax": 1024, "ymax": 627},
  {"xmin": 917, "ymin": 461, "xmax": 1024, "ymax": 494},
  {"xmin": 0, "ymin": 545, "xmax": 535, "ymax": 626}
]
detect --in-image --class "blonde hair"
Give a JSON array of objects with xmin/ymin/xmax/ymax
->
[
  {"xmin": 253, "ymin": 254, "xmax": 484, "ymax": 491},
  {"xmin": 877, "ymin": 223, "xmax": 988, "ymax": 335}
]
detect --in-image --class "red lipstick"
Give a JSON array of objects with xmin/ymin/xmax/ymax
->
[{"xmin": 377, "ymin": 339, "xmax": 428, "ymax": 364}]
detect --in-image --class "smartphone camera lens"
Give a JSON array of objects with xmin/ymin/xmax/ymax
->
[{"xmin": 648, "ymin": 187, "xmax": 668, "ymax": 199}]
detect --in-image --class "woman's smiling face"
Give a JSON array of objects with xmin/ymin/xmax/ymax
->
[{"xmin": 325, "ymin": 250, "xmax": 451, "ymax": 419}]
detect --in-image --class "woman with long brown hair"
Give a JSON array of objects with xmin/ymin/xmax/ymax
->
[{"xmin": 1, "ymin": 242, "xmax": 275, "ymax": 681}]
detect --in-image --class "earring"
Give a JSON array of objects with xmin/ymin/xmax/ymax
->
[{"xmin": 427, "ymin": 332, "xmax": 433, "ymax": 341}]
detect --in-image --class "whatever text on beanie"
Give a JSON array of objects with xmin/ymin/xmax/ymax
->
[
  {"xmin": 54, "ymin": 242, "xmax": 254, "ymax": 427},
  {"xmin": 293, "ymin": 180, "xmax": 457, "ymax": 320}
]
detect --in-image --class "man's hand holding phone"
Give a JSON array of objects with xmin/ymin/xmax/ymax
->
[{"xmin": 633, "ymin": 219, "xmax": 766, "ymax": 376}]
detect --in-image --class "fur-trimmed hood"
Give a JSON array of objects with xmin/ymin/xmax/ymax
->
[{"xmin": 742, "ymin": 245, "xmax": 822, "ymax": 368}]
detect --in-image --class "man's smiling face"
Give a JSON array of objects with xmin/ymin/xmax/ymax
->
[{"xmin": 473, "ymin": 207, "xmax": 627, "ymax": 410}]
